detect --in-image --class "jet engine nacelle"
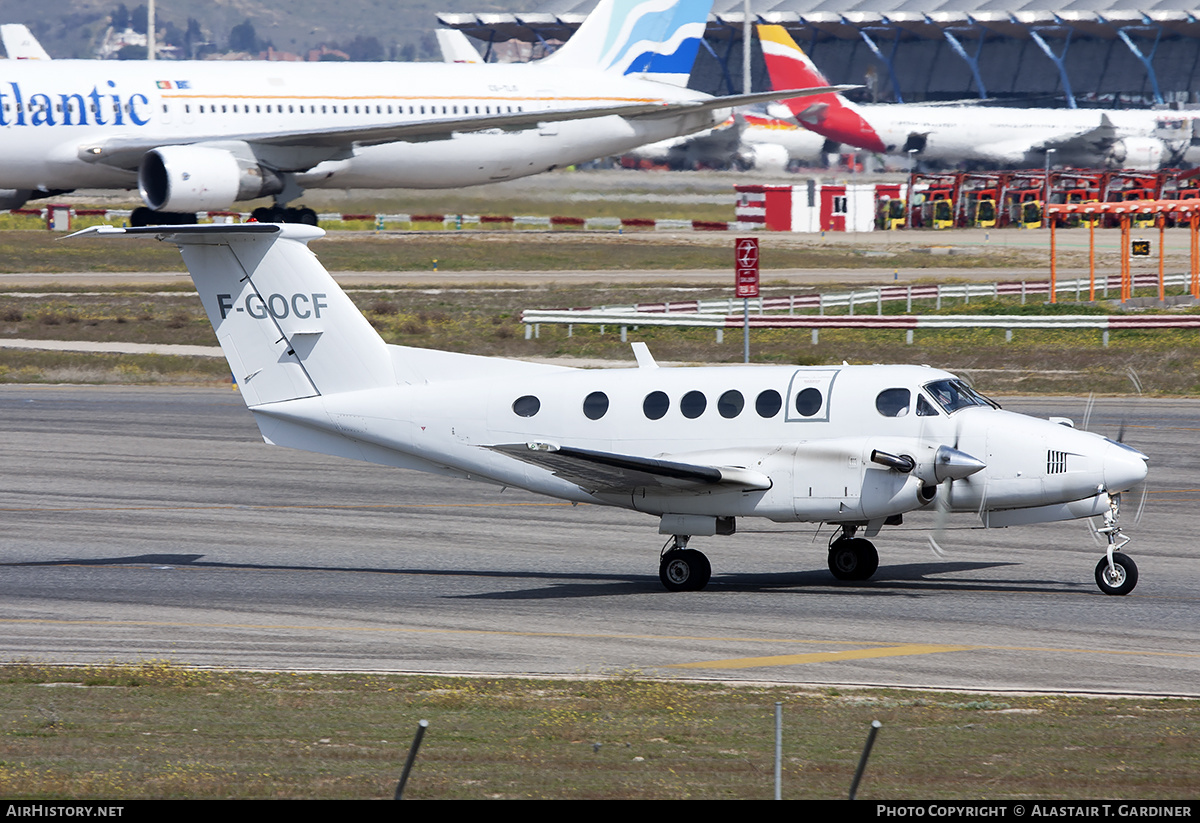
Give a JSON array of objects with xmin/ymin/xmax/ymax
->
[
  {"xmin": 0, "ymin": 189, "xmax": 31, "ymax": 210},
  {"xmin": 1107, "ymin": 137, "xmax": 1167, "ymax": 171},
  {"xmin": 738, "ymin": 142, "xmax": 790, "ymax": 172},
  {"xmin": 138, "ymin": 144, "xmax": 284, "ymax": 212}
]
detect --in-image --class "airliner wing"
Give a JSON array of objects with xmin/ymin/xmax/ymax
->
[
  {"xmin": 1033, "ymin": 114, "xmax": 1119, "ymax": 155},
  {"xmin": 492, "ymin": 443, "xmax": 772, "ymax": 495},
  {"xmin": 79, "ymin": 86, "xmax": 851, "ymax": 171}
]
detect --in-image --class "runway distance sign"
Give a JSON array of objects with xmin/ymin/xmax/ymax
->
[{"xmin": 735, "ymin": 237, "xmax": 759, "ymax": 298}]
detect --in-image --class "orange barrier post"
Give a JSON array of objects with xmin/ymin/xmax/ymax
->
[
  {"xmin": 1088, "ymin": 212, "xmax": 1096, "ymax": 302},
  {"xmin": 1121, "ymin": 216, "xmax": 1131, "ymax": 302},
  {"xmin": 1158, "ymin": 214, "xmax": 1166, "ymax": 302},
  {"xmin": 1192, "ymin": 214, "xmax": 1199, "ymax": 299},
  {"xmin": 1049, "ymin": 217, "xmax": 1057, "ymax": 303}
]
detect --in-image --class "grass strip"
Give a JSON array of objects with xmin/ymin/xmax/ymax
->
[
  {"xmin": 1, "ymin": 662, "xmax": 1195, "ymax": 800},
  {"xmin": 1, "ymin": 286, "xmax": 1198, "ymax": 394},
  {"xmin": 0, "ymin": 231, "xmax": 1046, "ymax": 273}
]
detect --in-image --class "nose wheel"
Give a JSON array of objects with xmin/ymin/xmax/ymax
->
[
  {"xmin": 1095, "ymin": 551, "xmax": 1138, "ymax": 596},
  {"xmin": 1095, "ymin": 493, "xmax": 1138, "ymax": 595}
]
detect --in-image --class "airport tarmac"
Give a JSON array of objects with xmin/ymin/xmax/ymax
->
[{"xmin": 1, "ymin": 385, "xmax": 1196, "ymax": 695}]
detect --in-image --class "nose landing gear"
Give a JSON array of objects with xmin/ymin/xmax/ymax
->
[{"xmin": 1095, "ymin": 493, "xmax": 1138, "ymax": 595}]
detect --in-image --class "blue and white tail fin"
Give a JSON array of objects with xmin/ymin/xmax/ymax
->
[
  {"xmin": 545, "ymin": 0, "xmax": 712, "ymax": 86},
  {"xmin": 72, "ymin": 223, "xmax": 397, "ymax": 407}
]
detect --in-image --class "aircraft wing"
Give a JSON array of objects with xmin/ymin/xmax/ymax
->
[
  {"xmin": 78, "ymin": 86, "xmax": 852, "ymax": 171},
  {"xmin": 492, "ymin": 443, "xmax": 772, "ymax": 495},
  {"xmin": 1032, "ymin": 114, "xmax": 1119, "ymax": 155}
]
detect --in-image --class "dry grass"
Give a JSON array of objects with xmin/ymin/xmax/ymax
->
[
  {"xmin": 1, "ymin": 285, "xmax": 1197, "ymax": 394},
  {"xmin": 0, "ymin": 230, "xmax": 1045, "ymax": 274},
  {"xmin": 0, "ymin": 662, "xmax": 1195, "ymax": 800}
]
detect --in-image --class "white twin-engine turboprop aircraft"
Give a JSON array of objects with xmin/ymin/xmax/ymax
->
[
  {"xmin": 0, "ymin": 0, "xmax": 843, "ymax": 225},
  {"xmin": 77, "ymin": 223, "xmax": 1150, "ymax": 595}
]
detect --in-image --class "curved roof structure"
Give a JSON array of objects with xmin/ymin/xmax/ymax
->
[{"xmin": 439, "ymin": 2, "xmax": 1200, "ymax": 105}]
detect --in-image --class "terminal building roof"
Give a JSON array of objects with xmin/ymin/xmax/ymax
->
[{"xmin": 437, "ymin": 2, "xmax": 1200, "ymax": 103}]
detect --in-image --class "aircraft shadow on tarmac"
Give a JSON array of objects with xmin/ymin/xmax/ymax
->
[
  {"xmin": 7, "ymin": 554, "xmax": 1087, "ymax": 599},
  {"xmin": 464, "ymin": 560, "xmax": 1094, "ymax": 600}
]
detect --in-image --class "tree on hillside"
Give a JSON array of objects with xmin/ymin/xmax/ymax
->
[
  {"xmin": 110, "ymin": 4, "xmax": 129, "ymax": 31},
  {"xmin": 130, "ymin": 4, "xmax": 148, "ymax": 35},
  {"xmin": 229, "ymin": 19, "xmax": 259, "ymax": 53},
  {"xmin": 345, "ymin": 35, "xmax": 384, "ymax": 61}
]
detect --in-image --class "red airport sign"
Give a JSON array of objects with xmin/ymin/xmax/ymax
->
[{"xmin": 735, "ymin": 236, "xmax": 759, "ymax": 298}]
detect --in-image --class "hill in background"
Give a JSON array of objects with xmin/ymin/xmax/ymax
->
[{"xmin": 0, "ymin": 0, "xmax": 541, "ymax": 60}]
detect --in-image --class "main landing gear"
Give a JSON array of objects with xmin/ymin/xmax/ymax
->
[
  {"xmin": 1094, "ymin": 493, "xmax": 1138, "ymax": 596},
  {"xmin": 828, "ymin": 526, "xmax": 879, "ymax": 582},
  {"xmin": 250, "ymin": 206, "xmax": 319, "ymax": 225},
  {"xmin": 659, "ymin": 535, "xmax": 711, "ymax": 592},
  {"xmin": 129, "ymin": 207, "xmax": 197, "ymax": 227}
]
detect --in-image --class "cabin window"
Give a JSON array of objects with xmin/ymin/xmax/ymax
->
[
  {"xmin": 795, "ymin": 387, "xmax": 822, "ymax": 417},
  {"xmin": 681, "ymin": 391, "xmax": 706, "ymax": 419},
  {"xmin": 643, "ymin": 391, "xmax": 669, "ymax": 420},
  {"xmin": 512, "ymin": 395, "xmax": 540, "ymax": 417},
  {"xmin": 917, "ymin": 395, "xmax": 939, "ymax": 417},
  {"xmin": 755, "ymin": 389, "xmax": 782, "ymax": 418},
  {"xmin": 875, "ymin": 388, "xmax": 911, "ymax": 418},
  {"xmin": 583, "ymin": 391, "xmax": 609, "ymax": 420},
  {"xmin": 718, "ymin": 390, "xmax": 744, "ymax": 419}
]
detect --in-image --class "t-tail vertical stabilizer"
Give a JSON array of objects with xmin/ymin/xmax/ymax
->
[
  {"xmin": 545, "ymin": 0, "xmax": 712, "ymax": 86},
  {"xmin": 70, "ymin": 223, "xmax": 398, "ymax": 407}
]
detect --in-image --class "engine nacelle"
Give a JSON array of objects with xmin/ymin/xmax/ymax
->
[
  {"xmin": 1107, "ymin": 137, "xmax": 1166, "ymax": 171},
  {"xmin": 138, "ymin": 145, "xmax": 283, "ymax": 212},
  {"xmin": 0, "ymin": 189, "xmax": 30, "ymax": 210},
  {"xmin": 738, "ymin": 142, "xmax": 790, "ymax": 172}
]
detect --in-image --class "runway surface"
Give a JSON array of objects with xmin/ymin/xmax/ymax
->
[{"xmin": 2, "ymin": 385, "xmax": 1197, "ymax": 696}]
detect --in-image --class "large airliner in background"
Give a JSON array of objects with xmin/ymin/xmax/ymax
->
[
  {"xmin": 757, "ymin": 25, "xmax": 1197, "ymax": 172},
  {"xmin": 0, "ymin": 1, "xmax": 837, "ymax": 225}
]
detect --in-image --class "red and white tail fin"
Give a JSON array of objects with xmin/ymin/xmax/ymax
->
[{"xmin": 756, "ymin": 25, "xmax": 887, "ymax": 154}]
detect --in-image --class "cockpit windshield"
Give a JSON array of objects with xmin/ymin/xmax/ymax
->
[{"xmin": 923, "ymin": 379, "xmax": 1000, "ymax": 414}]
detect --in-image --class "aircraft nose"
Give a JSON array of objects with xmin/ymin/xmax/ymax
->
[{"xmin": 1103, "ymin": 440, "xmax": 1148, "ymax": 492}]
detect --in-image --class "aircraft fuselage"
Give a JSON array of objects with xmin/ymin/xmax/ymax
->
[{"xmin": 0, "ymin": 59, "xmax": 719, "ymax": 193}]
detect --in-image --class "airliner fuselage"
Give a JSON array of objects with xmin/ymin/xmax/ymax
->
[{"xmin": 0, "ymin": 59, "xmax": 717, "ymax": 196}]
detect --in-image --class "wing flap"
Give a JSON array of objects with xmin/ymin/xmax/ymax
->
[{"xmin": 493, "ymin": 443, "xmax": 772, "ymax": 494}]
